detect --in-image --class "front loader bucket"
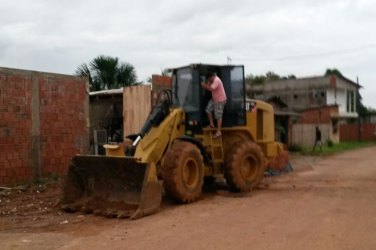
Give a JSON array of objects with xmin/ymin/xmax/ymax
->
[{"xmin": 60, "ymin": 155, "xmax": 162, "ymax": 219}]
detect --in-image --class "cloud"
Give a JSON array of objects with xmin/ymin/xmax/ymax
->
[{"xmin": 0, "ymin": 0, "xmax": 376, "ymax": 107}]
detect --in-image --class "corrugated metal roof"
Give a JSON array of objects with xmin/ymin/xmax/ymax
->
[{"xmin": 89, "ymin": 88, "xmax": 123, "ymax": 96}]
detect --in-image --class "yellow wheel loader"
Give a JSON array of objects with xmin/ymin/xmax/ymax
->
[{"xmin": 60, "ymin": 64, "xmax": 289, "ymax": 219}]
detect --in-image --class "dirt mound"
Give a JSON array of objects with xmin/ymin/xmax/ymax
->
[{"xmin": 0, "ymin": 180, "xmax": 61, "ymax": 217}]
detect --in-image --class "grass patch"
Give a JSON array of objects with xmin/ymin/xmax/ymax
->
[{"xmin": 303, "ymin": 141, "xmax": 376, "ymax": 156}]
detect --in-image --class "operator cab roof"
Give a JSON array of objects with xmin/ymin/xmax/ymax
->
[{"xmin": 166, "ymin": 63, "xmax": 244, "ymax": 73}]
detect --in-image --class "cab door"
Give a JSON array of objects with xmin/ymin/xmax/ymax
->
[{"xmin": 219, "ymin": 66, "xmax": 246, "ymax": 127}]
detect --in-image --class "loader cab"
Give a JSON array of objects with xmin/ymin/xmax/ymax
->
[{"xmin": 171, "ymin": 64, "xmax": 246, "ymax": 136}]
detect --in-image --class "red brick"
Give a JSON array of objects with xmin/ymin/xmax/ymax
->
[{"xmin": 1, "ymin": 68, "xmax": 88, "ymax": 185}]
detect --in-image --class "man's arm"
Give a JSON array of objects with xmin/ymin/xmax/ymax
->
[{"xmin": 201, "ymin": 82, "xmax": 212, "ymax": 91}]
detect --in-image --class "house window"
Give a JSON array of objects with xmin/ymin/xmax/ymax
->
[
  {"xmin": 312, "ymin": 90, "xmax": 326, "ymax": 106},
  {"xmin": 346, "ymin": 90, "xmax": 355, "ymax": 113}
]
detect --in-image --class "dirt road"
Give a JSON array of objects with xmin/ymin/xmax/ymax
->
[{"xmin": 1, "ymin": 146, "xmax": 376, "ymax": 250}]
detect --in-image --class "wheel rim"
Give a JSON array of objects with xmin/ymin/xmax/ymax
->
[
  {"xmin": 182, "ymin": 158, "xmax": 199, "ymax": 189},
  {"xmin": 240, "ymin": 154, "xmax": 259, "ymax": 181}
]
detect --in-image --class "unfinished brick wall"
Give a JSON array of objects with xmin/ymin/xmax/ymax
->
[
  {"xmin": 151, "ymin": 75, "xmax": 172, "ymax": 106},
  {"xmin": 299, "ymin": 105, "xmax": 339, "ymax": 124},
  {"xmin": 0, "ymin": 70, "xmax": 33, "ymax": 185},
  {"xmin": 0, "ymin": 67, "xmax": 89, "ymax": 185}
]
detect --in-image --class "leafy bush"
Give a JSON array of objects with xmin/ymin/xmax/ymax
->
[
  {"xmin": 288, "ymin": 144, "xmax": 303, "ymax": 152},
  {"xmin": 327, "ymin": 139, "xmax": 334, "ymax": 147}
]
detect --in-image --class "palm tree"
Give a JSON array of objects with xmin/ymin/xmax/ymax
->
[
  {"xmin": 117, "ymin": 63, "xmax": 137, "ymax": 88},
  {"xmin": 76, "ymin": 55, "xmax": 138, "ymax": 91}
]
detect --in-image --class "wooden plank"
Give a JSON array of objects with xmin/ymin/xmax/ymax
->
[
  {"xmin": 292, "ymin": 124, "xmax": 330, "ymax": 147},
  {"xmin": 123, "ymin": 85, "xmax": 152, "ymax": 137}
]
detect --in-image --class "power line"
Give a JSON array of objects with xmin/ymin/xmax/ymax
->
[{"xmin": 232, "ymin": 43, "xmax": 376, "ymax": 62}]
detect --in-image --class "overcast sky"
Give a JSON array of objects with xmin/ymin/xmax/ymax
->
[{"xmin": 1, "ymin": 0, "xmax": 375, "ymax": 108}]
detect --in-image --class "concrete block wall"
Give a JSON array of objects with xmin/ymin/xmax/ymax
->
[{"xmin": 0, "ymin": 67, "xmax": 89, "ymax": 185}]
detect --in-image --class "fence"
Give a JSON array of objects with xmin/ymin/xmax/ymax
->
[
  {"xmin": 340, "ymin": 123, "xmax": 376, "ymax": 142},
  {"xmin": 291, "ymin": 124, "xmax": 330, "ymax": 147}
]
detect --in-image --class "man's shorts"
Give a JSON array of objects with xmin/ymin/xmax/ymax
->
[
  {"xmin": 205, "ymin": 99, "xmax": 226, "ymax": 120},
  {"xmin": 314, "ymin": 140, "xmax": 322, "ymax": 147}
]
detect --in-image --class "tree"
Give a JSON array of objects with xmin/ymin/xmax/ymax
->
[
  {"xmin": 265, "ymin": 71, "xmax": 280, "ymax": 81},
  {"xmin": 325, "ymin": 68, "xmax": 343, "ymax": 77},
  {"xmin": 245, "ymin": 72, "xmax": 296, "ymax": 85},
  {"xmin": 76, "ymin": 55, "xmax": 137, "ymax": 91},
  {"xmin": 282, "ymin": 74, "xmax": 297, "ymax": 80},
  {"xmin": 245, "ymin": 74, "xmax": 266, "ymax": 85},
  {"xmin": 356, "ymin": 89, "xmax": 376, "ymax": 116}
]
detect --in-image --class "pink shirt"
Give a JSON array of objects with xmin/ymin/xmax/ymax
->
[{"xmin": 210, "ymin": 76, "xmax": 227, "ymax": 102}]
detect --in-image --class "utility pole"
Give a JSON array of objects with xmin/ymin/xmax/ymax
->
[
  {"xmin": 357, "ymin": 76, "xmax": 361, "ymax": 141},
  {"xmin": 227, "ymin": 56, "xmax": 232, "ymax": 65}
]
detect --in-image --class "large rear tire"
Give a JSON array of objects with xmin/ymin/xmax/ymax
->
[
  {"xmin": 162, "ymin": 141, "xmax": 204, "ymax": 203},
  {"xmin": 225, "ymin": 140, "xmax": 265, "ymax": 192}
]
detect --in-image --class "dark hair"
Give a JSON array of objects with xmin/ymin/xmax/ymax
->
[{"xmin": 206, "ymin": 71, "xmax": 216, "ymax": 78}]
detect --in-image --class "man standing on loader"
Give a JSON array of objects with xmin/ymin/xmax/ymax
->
[{"xmin": 201, "ymin": 72, "xmax": 227, "ymax": 138}]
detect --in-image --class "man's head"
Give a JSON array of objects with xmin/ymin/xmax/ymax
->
[{"xmin": 206, "ymin": 71, "xmax": 216, "ymax": 83}]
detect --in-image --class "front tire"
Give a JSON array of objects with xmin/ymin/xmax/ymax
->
[
  {"xmin": 225, "ymin": 140, "xmax": 265, "ymax": 192},
  {"xmin": 162, "ymin": 141, "xmax": 204, "ymax": 203}
]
